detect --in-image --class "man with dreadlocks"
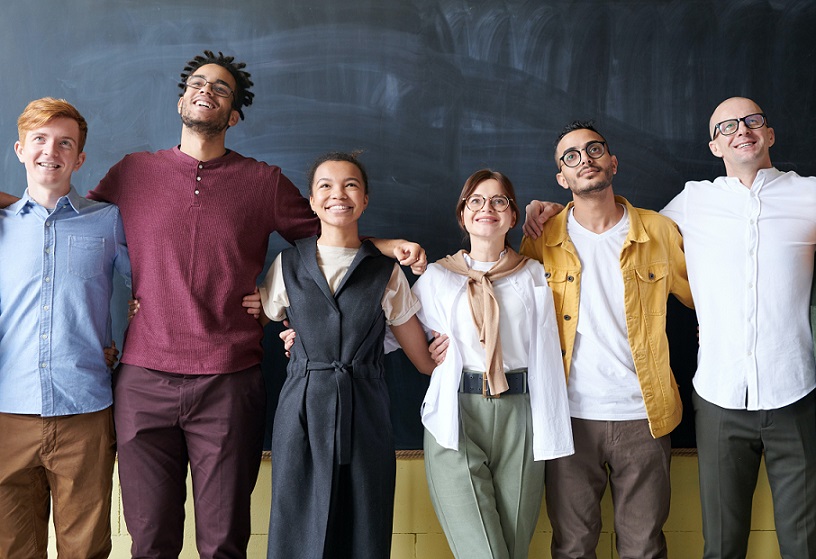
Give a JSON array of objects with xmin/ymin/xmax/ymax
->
[{"xmin": 86, "ymin": 50, "xmax": 425, "ymax": 559}]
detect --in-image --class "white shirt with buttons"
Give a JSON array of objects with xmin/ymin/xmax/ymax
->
[{"xmin": 662, "ymin": 168, "xmax": 816, "ymax": 410}]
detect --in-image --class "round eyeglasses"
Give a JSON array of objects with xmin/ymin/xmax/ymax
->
[
  {"xmin": 712, "ymin": 113, "xmax": 767, "ymax": 139},
  {"xmin": 559, "ymin": 141, "xmax": 607, "ymax": 168},
  {"xmin": 182, "ymin": 76, "xmax": 234, "ymax": 98},
  {"xmin": 463, "ymin": 194, "xmax": 513, "ymax": 212}
]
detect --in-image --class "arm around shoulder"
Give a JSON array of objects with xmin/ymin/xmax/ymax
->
[{"xmin": 0, "ymin": 191, "xmax": 20, "ymax": 208}]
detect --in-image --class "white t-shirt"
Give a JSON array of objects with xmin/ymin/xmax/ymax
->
[
  {"xmin": 567, "ymin": 206, "xmax": 647, "ymax": 420},
  {"xmin": 452, "ymin": 253, "xmax": 531, "ymax": 373}
]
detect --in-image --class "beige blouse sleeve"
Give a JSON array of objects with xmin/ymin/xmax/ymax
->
[
  {"xmin": 382, "ymin": 263, "xmax": 421, "ymax": 326},
  {"xmin": 258, "ymin": 253, "xmax": 289, "ymax": 322}
]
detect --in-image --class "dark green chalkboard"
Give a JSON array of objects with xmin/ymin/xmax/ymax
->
[{"xmin": 3, "ymin": 0, "xmax": 815, "ymax": 449}]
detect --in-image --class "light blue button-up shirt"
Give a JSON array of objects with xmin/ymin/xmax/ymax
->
[{"xmin": 0, "ymin": 187, "xmax": 131, "ymax": 416}]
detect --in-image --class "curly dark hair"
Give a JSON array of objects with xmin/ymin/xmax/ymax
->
[{"xmin": 178, "ymin": 50, "xmax": 254, "ymax": 120}]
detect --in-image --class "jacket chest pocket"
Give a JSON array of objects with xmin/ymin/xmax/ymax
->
[
  {"xmin": 633, "ymin": 262, "xmax": 669, "ymax": 316},
  {"xmin": 543, "ymin": 267, "xmax": 578, "ymax": 317}
]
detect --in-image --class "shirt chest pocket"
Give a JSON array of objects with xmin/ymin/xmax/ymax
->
[
  {"xmin": 633, "ymin": 262, "xmax": 669, "ymax": 316},
  {"xmin": 69, "ymin": 236, "xmax": 105, "ymax": 279},
  {"xmin": 543, "ymin": 267, "xmax": 577, "ymax": 316}
]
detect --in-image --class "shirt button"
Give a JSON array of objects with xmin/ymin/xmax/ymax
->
[
  {"xmin": 42, "ymin": 334, "xmax": 48, "ymax": 339},
  {"xmin": 41, "ymin": 363, "xmax": 47, "ymax": 368},
  {"xmin": 194, "ymin": 190, "xmax": 200, "ymax": 195},
  {"xmin": 43, "ymin": 305, "xmax": 50, "ymax": 311},
  {"xmin": 748, "ymin": 283, "xmax": 753, "ymax": 288},
  {"xmin": 196, "ymin": 176, "xmax": 202, "ymax": 181},
  {"xmin": 198, "ymin": 164, "xmax": 203, "ymax": 169},
  {"xmin": 44, "ymin": 248, "xmax": 51, "ymax": 254},
  {"xmin": 45, "ymin": 222, "xmax": 51, "ymax": 227},
  {"xmin": 44, "ymin": 277, "xmax": 51, "ymax": 283}
]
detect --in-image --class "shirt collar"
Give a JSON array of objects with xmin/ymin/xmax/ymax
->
[
  {"xmin": 17, "ymin": 186, "xmax": 88, "ymax": 215},
  {"xmin": 715, "ymin": 166, "xmax": 782, "ymax": 192}
]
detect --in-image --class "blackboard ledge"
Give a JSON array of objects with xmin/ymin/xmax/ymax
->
[{"xmin": 260, "ymin": 449, "xmax": 699, "ymax": 461}]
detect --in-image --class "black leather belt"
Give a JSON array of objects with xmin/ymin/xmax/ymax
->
[{"xmin": 460, "ymin": 370, "xmax": 528, "ymax": 397}]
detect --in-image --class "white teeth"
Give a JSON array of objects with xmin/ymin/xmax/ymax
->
[
  {"xmin": 38, "ymin": 163, "xmax": 59, "ymax": 168},
  {"xmin": 327, "ymin": 205, "xmax": 351, "ymax": 211},
  {"xmin": 195, "ymin": 101, "xmax": 213, "ymax": 108}
]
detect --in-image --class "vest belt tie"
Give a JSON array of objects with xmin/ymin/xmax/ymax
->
[{"xmin": 309, "ymin": 360, "xmax": 354, "ymax": 465}]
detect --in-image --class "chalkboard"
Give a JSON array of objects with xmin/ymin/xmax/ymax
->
[{"xmin": 3, "ymin": 0, "xmax": 815, "ymax": 449}]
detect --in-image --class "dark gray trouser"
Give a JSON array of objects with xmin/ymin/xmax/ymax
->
[{"xmin": 694, "ymin": 389, "xmax": 816, "ymax": 559}]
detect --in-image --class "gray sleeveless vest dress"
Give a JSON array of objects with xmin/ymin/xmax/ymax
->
[{"xmin": 267, "ymin": 237, "xmax": 396, "ymax": 559}]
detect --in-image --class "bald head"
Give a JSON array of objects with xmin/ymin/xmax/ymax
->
[
  {"xmin": 707, "ymin": 96, "xmax": 774, "ymax": 185},
  {"xmin": 709, "ymin": 97, "xmax": 764, "ymax": 140}
]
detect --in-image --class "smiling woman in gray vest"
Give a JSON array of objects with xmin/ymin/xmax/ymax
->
[{"xmin": 257, "ymin": 152, "xmax": 436, "ymax": 559}]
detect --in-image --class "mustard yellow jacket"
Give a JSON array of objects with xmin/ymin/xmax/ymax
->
[{"xmin": 519, "ymin": 196, "xmax": 693, "ymax": 438}]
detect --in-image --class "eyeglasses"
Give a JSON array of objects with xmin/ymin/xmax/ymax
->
[
  {"xmin": 182, "ymin": 76, "xmax": 234, "ymax": 98},
  {"xmin": 559, "ymin": 141, "xmax": 607, "ymax": 168},
  {"xmin": 712, "ymin": 113, "xmax": 767, "ymax": 139},
  {"xmin": 463, "ymin": 194, "xmax": 513, "ymax": 212}
]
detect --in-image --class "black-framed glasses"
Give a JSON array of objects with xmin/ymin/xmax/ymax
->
[
  {"xmin": 712, "ymin": 113, "xmax": 767, "ymax": 139},
  {"xmin": 182, "ymin": 76, "xmax": 234, "ymax": 98},
  {"xmin": 559, "ymin": 141, "xmax": 607, "ymax": 168},
  {"xmin": 463, "ymin": 194, "xmax": 513, "ymax": 212}
]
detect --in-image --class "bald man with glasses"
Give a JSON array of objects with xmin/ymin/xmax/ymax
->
[{"xmin": 661, "ymin": 96, "xmax": 816, "ymax": 559}]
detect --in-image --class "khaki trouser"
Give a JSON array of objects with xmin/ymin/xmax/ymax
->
[{"xmin": 0, "ymin": 408, "xmax": 115, "ymax": 559}]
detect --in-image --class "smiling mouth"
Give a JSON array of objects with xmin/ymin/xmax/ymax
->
[
  {"xmin": 326, "ymin": 205, "xmax": 353, "ymax": 211},
  {"xmin": 37, "ymin": 162, "xmax": 61, "ymax": 169},
  {"xmin": 194, "ymin": 99, "xmax": 215, "ymax": 109},
  {"xmin": 735, "ymin": 141, "xmax": 755, "ymax": 149}
]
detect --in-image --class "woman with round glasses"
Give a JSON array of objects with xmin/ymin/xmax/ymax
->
[{"xmin": 408, "ymin": 169, "xmax": 573, "ymax": 559}]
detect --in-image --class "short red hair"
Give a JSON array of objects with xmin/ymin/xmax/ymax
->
[{"xmin": 17, "ymin": 97, "xmax": 88, "ymax": 152}]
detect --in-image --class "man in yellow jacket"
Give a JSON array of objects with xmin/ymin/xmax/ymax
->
[{"xmin": 520, "ymin": 121, "xmax": 693, "ymax": 559}]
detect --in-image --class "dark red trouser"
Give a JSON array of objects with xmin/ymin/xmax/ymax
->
[{"xmin": 114, "ymin": 364, "xmax": 266, "ymax": 559}]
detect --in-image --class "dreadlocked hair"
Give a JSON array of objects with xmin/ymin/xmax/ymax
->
[{"xmin": 178, "ymin": 50, "xmax": 254, "ymax": 120}]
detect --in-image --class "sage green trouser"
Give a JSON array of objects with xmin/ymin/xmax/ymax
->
[{"xmin": 424, "ymin": 392, "xmax": 545, "ymax": 559}]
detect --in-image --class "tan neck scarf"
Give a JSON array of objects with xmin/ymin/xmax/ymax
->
[{"xmin": 437, "ymin": 248, "xmax": 529, "ymax": 395}]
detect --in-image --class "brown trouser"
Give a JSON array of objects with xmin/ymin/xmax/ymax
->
[
  {"xmin": 545, "ymin": 417, "xmax": 671, "ymax": 559},
  {"xmin": 0, "ymin": 408, "xmax": 115, "ymax": 559}
]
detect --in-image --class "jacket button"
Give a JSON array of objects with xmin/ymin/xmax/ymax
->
[
  {"xmin": 545, "ymin": 272, "xmax": 551, "ymax": 278},
  {"xmin": 564, "ymin": 315, "xmax": 571, "ymax": 320},
  {"xmin": 567, "ymin": 275, "xmax": 574, "ymax": 282},
  {"xmin": 649, "ymin": 272, "xmax": 655, "ymax": 280}
]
